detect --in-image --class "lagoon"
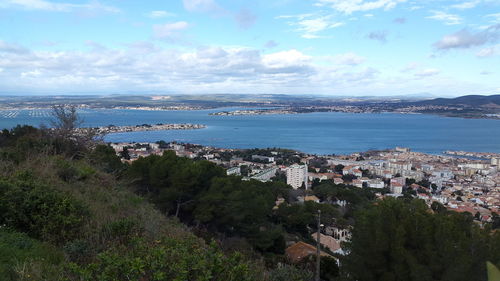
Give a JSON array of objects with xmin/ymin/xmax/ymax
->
[{"xmin": 1, "ymin": 108, "xmax": 499, "ymax": 155}]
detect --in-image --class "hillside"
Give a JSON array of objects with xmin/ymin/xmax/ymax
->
[{"xmin": 410, "ymin": 95, "xmax": 500, "ymax": 107}]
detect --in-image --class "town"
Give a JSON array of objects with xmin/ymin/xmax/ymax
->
[
  {"xmin": 77, "ymin": 123, "xmax": 206, "ymax": 134},
  {"xmin": 110, "ymin": 141, "xmax": 500, "ymax": 257}
]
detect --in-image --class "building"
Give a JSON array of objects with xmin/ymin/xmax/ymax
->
[
  {"xmin": 251, "ymin": 167, "xmax": 278, "ymax": 182},
  {"xmin": 252, "ymin": 155, "xmax": 275, "ymax": 163},
  {"xmin": 491, "ymin": 157, "xmax": 500, "ymax": 166},
  {"xmin": 390, "ymin": 182, "xmax": 403, "ymax": 194},
  {"xmin": 368, "ymin": 180, "xmax": 385, "ymax": 189},
  {"xmin": 226, "ymin": 166, "xmax": 241, "ymax": 176},
  {"xmin": 286, "ymin": 164, "xmax": 308, "ymax": 189},
  {"xmin": 285, "ymin": 241, "xmax": 331, "ymax": 264}
]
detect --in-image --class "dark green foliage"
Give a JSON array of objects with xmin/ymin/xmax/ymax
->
[
  {"xmin": 268, "ymin": 264, "xmax": 313, "ymax": 281},
  {"xmin": 66, "ymin": 238, "xmax": 259, "ymax": 281},
  {"xmin": 102, "ymin": 218, "xmax": 143, "ymax": 244},
  {"xmin": 88, "ymin": 145, "xmax": 125, "ymax": 174},
  {"xmin": 275, "ymin": 201, "xmax": 339, "ymax": 235},
  {"xmin": 0, "ymin": 176, "xmax": 88, "ymax": 245},
  {"xmin": 313, "ymin": 182, "xmax": 374, "ymax": 220},
  {"xmin": 297, "ymin": 255, "xmax": 339, "ymax": 281},
  {"xmin": 343, "ymin": 198, "xmax": 500, "ymax": 281},
  {"xmin": 0, "ymin": 228, "xmax": 63, "ymax": 281},
  {"xmin": 64, "ymin": 239, "xmax": 92, "ymax": 263},
  {"xmin": 194, "ymin": 177, "xmax": 287, "ymax": 252}
]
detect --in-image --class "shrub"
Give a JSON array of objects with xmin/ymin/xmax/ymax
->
[
  {"xmin": 65, "ymin": 238, "xmax": 260, "ymax": 281},
  {"xmin": 0, "ymin": 179, "xmax": 89, "ymax": 244},
  {"xmin": 0, "ymin": 228, "xmax": 63, "ymax": 281}
]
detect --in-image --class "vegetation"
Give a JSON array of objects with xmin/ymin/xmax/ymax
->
[
  {"xmin": 1, "ymin": 107, "xmax": 498, "ymax": 280},
  {"xmin": 341, "ymin": 198, "xmax": 500, "ymax": 281}
]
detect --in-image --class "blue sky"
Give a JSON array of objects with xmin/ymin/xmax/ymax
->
[{"xmin": 0, "ymin": 0, "xmax": 499, "ymax": 96}]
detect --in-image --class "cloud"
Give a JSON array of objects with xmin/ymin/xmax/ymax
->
[
  {"xmin": 451, "ymin": 0, "xmax": 480, "ymax": 9},
  {"xmin": 264, "ymin": 40, "xmax": 278, "ymax": 48},
  {"xmin": 182, "ymin": 0, "xmax": 222, "ymax": 13},
  {"xmin": 315, "ymin": 0, "xmax": 407, "ymax": 14},
  {"xmin": 235, "ymin": 8, "xmax": 256, "ymax": 29},
  {"xmin": 278, "ymin": 14, "xmax": 344, "ymax": 39},
  {"xmin": 476, "ymin": 45, "xmax": 499, "ymax": 57},
  {"xmin": 393, "ymin": 17, "xmax": 406, "ymax": 24},
  {"xmin": 427, "ymin": 11, "xmax": 462, "ymax": 25},
  {"xmin": 0, "ymin": 40, "xmax": 30, "ymax": 54},
  {"xmin": 0, "ymin": 41, "xmax": 390, "ymax": 94},
  {"xmin": 153, "ymin": 21, "xmax": 190, "ymax": 41},
  {"xmin": 486, "ymin": 13, "xmax": 500, "ymax": 24},
  {"xmin": 414, "ymin": 68, "xmax": 440, "ymax": 78},
  {"xmin": 331, "ymin": 52, "xmax": 366, "ymax": 65},
  {"xmin": 367, "ymin": 30, "xmax": 388, "ymax": 42},
  {"xmin": 148, "ymin": 10, "xmax": 175, "ymax": 19},
  {"xmin": 1, "ymin": 0, "xmax": 119, "ymax": 13},
  {"xmin": 433, "ymin": 24, "xmax": 500, "ymax": 49}
]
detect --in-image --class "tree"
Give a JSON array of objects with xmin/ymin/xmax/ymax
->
[
  {"xmin": 48, "ymin": 105, "xmax": 103, "ymax": 156},
  {"xmin": 342, "ymin": 198, "xmax": 500, "ymax": 281}
]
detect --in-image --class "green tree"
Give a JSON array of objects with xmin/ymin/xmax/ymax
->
[{"xmin": 342, "ymin": 198, "xmax": 500, "ymax": 281}]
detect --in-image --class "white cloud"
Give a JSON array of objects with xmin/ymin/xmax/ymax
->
[
  {"xmin": 0, "ymin": 40, "xmax": 29, "ymax": 54},
  {"xmin": 182, "ymin": 0, "xmax": 221, "ymax": 13},
  {"xmin": 434, "ymin": 24, "xmax": 500, "ymax": 49},
  {"xmin": 476, "ymin": 45, "xmax": 499, "ymax": 57},
  {"xmin": 153, "ymin": 21, "xmax": 190, "ymax": 40},
  {"xmin": 0, "ymin": 41, "xmax": 388, "ymax": 94},
  {"xmin": 330, "ymin": 52, "xmax": 366, "ymax": 65},
  {"xmin": 1, "ymin": 0, "xmax": 119, "ymax": 13},
  {"xmin": 278, "ymin": 14, "xmax": 344, "ymax": 39},
  {"xmin": 148, "ymin": 10, "xmax": 175, "ymax": 19},
  {"xmin": 315, "ymin": 0, "xmax": 407, "ymax": 14},
  {"xmin": 262, "ymin": 49, "xmax": 312, "ymax": 68},
  {"xmin": 486, "ymin": 13, "xmax": 500, "ymax": 24},
  {"xmin": 427, "ymin": 11, "xmax": 462, "ymax": 25},
  {"xmin": 451, "ymin": 0, "xmax": 480, "ymax": 9},
  {"xmin": 1, "ymin": 41, "xmax": 495, "ymax": 96},
  {"xmin": 414, "ymin": 68, "xmax": 440, "ymax": 78}
]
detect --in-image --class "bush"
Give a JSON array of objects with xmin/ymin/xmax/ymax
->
[
  {"xmin": 0, "ymin": 178, "xmax": 89, "ymax": 244},
  {"xmin": 0, "ymin": 228, "xmax": 63, "ymax": 281},
  {"xmin": 65, "ymin": 237, "xmax": 260, "ymax": 281},
  {"xmin": 268, "ymin": 264, "xmax": 313, "ymax": 281}
]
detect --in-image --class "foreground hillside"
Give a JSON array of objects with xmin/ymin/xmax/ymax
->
[{"xmin": 0, "ymin": 108, "xmax": 499, "ymax": 281}]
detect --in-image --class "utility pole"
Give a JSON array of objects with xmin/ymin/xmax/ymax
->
[{"xmin": 316, "ymin": 209, "xmax": 321, "ymax": 281}]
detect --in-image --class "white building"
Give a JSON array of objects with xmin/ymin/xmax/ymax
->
[
  {"xmin": 251, "ymin": 167, "xmax": 278, "ymax": 182},
  {"xmin": 286, "ymin": 164, "xmax": 308, "ymax": 189},
  {"xmin": 368, "ymin": 180, "xmax": 385, "ymax": 189},
  {"xmin": 491, "ymin": 157, "xmax": 500, "ymax": 166},
  {"xmin": 226, "ymin": 166, "xmax": 241, "ymax": 176}
]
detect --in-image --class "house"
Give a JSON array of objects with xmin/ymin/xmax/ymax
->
[
  {"xmin": 226, "ymin": 166, "xmax": 241, "ymax": 176},
  {"xmin": 368, "ymin": 180, "xmax": 385, "ymax": 189},
  {"xmin": 352, "ymin": 179, "xmax": 363, "ymax": 188},
  {"xmin": 390, "ymin": 182, "xmax": 403, "ymax": 194},
  {"xmin": 353, "ymin": 169, "xmax": 363, "ymax": 177},
  {"xmin": 285, "ymin": 241, "xmax": 331, "ymax": 264},
  {"xmin": 310, "ymin": 232, "xmax": 342, "ymax": 254},
  {"xmin": 304, "ymin": 195, "xmax": 320, "ymax": 203},
  {"xmin": 333, "ymin": 178, "xmax": 344, "ymax": 185}
]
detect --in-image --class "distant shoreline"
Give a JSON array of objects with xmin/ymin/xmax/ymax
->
[{"xmin": 81, "ymin": 123, "xmax": 207, "ymax": 134}]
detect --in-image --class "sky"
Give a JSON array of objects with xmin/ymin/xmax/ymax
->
[{"xmin": 0, "ymin": 0, "xmax": 499, "ymax": 97}]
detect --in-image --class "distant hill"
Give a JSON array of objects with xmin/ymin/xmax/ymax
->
[{"xmin": 410, "ymin": 95, "xmax": 500, "ymax": 107}]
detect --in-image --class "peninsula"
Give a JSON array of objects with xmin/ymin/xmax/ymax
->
[{"xmin": 80, "ymin": 123, "xmax": 206, "ymax": 134}]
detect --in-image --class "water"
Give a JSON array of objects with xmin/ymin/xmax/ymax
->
[{"xmin": 1, "ymin": 108, "xmax": 499, "ymax": 155}]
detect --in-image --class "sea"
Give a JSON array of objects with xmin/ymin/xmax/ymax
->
[{"xmin": 1, "ymin": 108, "xmax": 499, "ymax": 155}]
